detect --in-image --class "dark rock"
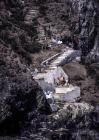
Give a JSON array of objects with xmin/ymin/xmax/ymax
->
[
  {"xmin": 63, "ymin": 62, "xmax": 87, "ymax": 81},
  {"xmin": 0, "ymin": 42, "xmax": 50, "ymax": 134},
  {"xmin": 70, "ymin": 0, "xmax": 99, "ymax": 64},
  {"xmin": 89, "ymin": 63, "xmax": 99, "ymax": 86}
]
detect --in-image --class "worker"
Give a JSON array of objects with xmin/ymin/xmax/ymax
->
[{"xmin": 58, "ymin": 75, "xmax": 66, "ymax": 86}]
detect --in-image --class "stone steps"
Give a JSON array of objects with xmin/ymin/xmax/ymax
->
[
  {"xmin": 33, "ymin": 73, "xmax": 46, "ymax": 80},
  {"xmin": 54, "ymin": 86, "xmax": 80, "ymax": 102},
  {"xmin": 48, "ymin": 49, "xmax": 75, "ymax": 69},
  {"xmin": 48, "ymin": 66, "xmax": 58, "ymax": 70},
  {"xmin": 33, "ymin": 48, "xmax": 81, "ymax": 112},
  {"xmin": 24, "ymin": 9, "xmax": 38, "ymax": 24}
]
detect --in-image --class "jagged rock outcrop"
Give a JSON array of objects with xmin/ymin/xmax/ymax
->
[
  {"xmin": 54, "ymin": 102, "xmax": 94, "ymax": 121},
  {"xmin": 0, "ymin": 42, "xmax": 50, "ymax": 134},
  {"xmin": 0, "ymin": 0, "xmax": 50, "ymax": 134},
  {"xmin": 70, "ymin": 0, "xmax": 99, "ymax": 64},
  {"xmin": 51, "ymin": 103, "xmax": 99, "ymax": 140}
]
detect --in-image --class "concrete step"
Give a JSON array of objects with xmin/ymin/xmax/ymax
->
[
  {"xmin": 57, "ymin": 57, "xmax": 65, "ymax": 60},
  {"xmin": 48, "ymin": 66, "xmax": 57, "ymax": 69},
  {"xmin": 61, "ymin": 53, "xmax": 68, "ymax": 56},
  {"xmin": 55, "ymin": 85, "xmax": 74, "ymax": 93},
  {"xmin": 49, "ymin": 66, "xmax": 58, "ymax": 69},
  {"xmin": 55, "ymin": 59, "xmax": 65, "ymax": 62},
  {"xmin": 29, "ymin": 11, "xmax": 37, "ymax": 13},
  {"xmin": 27, "ymin": 13, "xmax": 37, "ymax": 16},
  {"xmin": 25, "ymin": 15, "xmax": 37, "ymax": 19},
  {"xmin": 54, "ymin": 55, "xmax": 66, "ymax": 60},
  {"xmin": 52, "ymin": 59, "xmax": 65, "ymax": 64},
  {"xmin": 45, "ymin": 69, "xmax": 51, "ymax": 72},
  {"xmin": 53, "ymin": 86, "xmax": 80, "ymax": 102},
  {"xmin": 24, "ymin": 9, "xmax": 38, "ymax": 22},
  {"xmin": 25, "ymin": 16, "xmax": 33, "ymax": 20},
  {"xmin": 52, "ymin": 61, "xmax": 60, "ymax": 65},
  {"xmin": 49, "ymin": 63, "xmax": 59, "ymax": 66},
  {"xmin": 33, "ymin": 73, "xmax": 46, "ymax": 80},
  {"xmin": 59, "ymin": 54, "xmax": 66, "ymax": 57},
  {"xmin": 49, "ymin": 64, "xmax": 56, "ymax": 66},
  {"xmin": 49, "ymin": 53, "xmax": 71, "ymax": 67},
  {"xmin": 56, "ymin": 56, "xmax": 66, "ymax": 59},
  {"xmin": 57, "ymin": 56, "xmax": 66, "ymax": 59},
  {"xmin": 26, "ymin": 14, "xmax": 34, "ymax": 17},
  {"xmin": 24, "ymin": 21, "xmax": 32, "ymax": 24}
]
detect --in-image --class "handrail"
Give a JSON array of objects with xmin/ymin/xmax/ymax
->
[{"xmin": 41, "ymin": 53, "xmax": 61, "ymax": 66}]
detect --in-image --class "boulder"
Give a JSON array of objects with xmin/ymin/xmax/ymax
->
[
  {"xmin": 63, "ymin": 62, "xmax": 87, "ymax": 81},
  {"xmin": 57, "ymin": 102, "xmax": 94, "ymax": 120}
]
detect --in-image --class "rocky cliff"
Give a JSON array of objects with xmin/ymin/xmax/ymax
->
[
  {"xmin": 69, "ymin": 0, "xmax": 99, "ymax": 63},
  {"xmin": 0, "ymin": 0, "xmax": 99, "ymax": 139},
  {"xmin": 0, "ymin": 0, "xmax": 50, "ymax": 134}
]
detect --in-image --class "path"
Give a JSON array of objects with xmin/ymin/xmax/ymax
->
[
  {"xmin": 33, "ymin": 47, "xmax": 81, "ymax": 112},
  {"xmin": 24, "ymin": 8, "xmax": 38, "ymax": 25}
]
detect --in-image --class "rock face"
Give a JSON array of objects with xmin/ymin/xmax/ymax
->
[
  {"xmin": 54, "ymin": 102, "xmax": 94, "ymax": 121},
  {"xmin": 70, "ymin": 0, "xmax": 99, "ymax": 63},
  {"xmin": 0, "ymin": 0, "xmax": 50, "ymax": 134},
  {"xmin": 51, "ymin": 103, "xmax": 99, "ymax": 140},
  {"xmin": 0, "ymin": 42, "xmax": 50, "ymax": 134}
]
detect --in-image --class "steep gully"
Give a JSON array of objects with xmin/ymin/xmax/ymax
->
[
  {"xmin": 25, "ymin": 0, "xmax": 98, "ymax": 139},
  {"xmin": 33, "ymin": 46, "xmax": 81, "ymax": 111},
  {"xmin": 22, "ymin": 1, "xmax": 99, "ymax": 139},
  {"xmin": 0, "ymin": 0, "xmax": 99, "ymax": 139},
  {"xmin": 28, "ymin": 44, "xmax": 99, "ymax": 140}
]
